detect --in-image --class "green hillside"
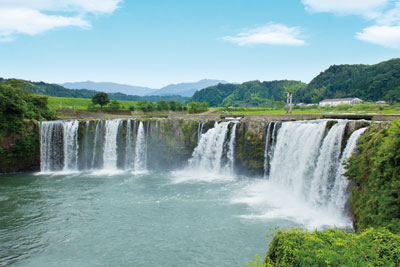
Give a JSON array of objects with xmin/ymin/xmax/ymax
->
[
  {"xmin": 295, "ymin": 58, "xmax": 400, "ymax": 103},
  {"xmin": 190, "ymin": 58, "xmax": 400, "ymax": 107},
  {"xmin": 190, "ymin": 80, "xmax": 306, "ymax": 107}
]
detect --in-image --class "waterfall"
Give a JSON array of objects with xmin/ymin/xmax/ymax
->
[
  {"xmin": 40, "ymin": 119, "xmax": 151, "ymax": 173},
  {"xmin": 188, "ymin": 122, "xmax": 230, "ymax": 173},
  {"xmin": 81, "ymin": 120, "xmax": 92, "ymax": 170},
  {"xmin": 62, "ymin": 120, "xmax": 80, "ymax": 171},
  {"xmin": 125, "ymin": 120, "xmax": 136, "ymax": 169},
  {"xmin": 309, "ymin": 121, "xmax": 347, "ymax": 206},
  {"xmin": 226, "ymin": 123, "xmax": 237, "ymax": 172},
  {"xmin": 92, "ymin": 120, "xmax": 104, "ymax": 169},
  {"xmin": 40, "ymin": 121, "xmax": 64, "ymax": 172},
  {"xmin": 102, "ymin": 119, "xmax": 122, "ymax": 170},
  {"xmin": 329, "ymin": 127, "xmax": 367, "ymax": 211},
  {"xmin": 133, "ymin": 121, "xmax": 147, "ymax": 173},
  {"xmin": 269, "ymin": 120, "xmax": 328, "ymax": 194},
  {"xmin": 266, "ymin": 120, "xmax": 367, "ymax": 216},
  {"xmin": 197, "ymin": 122, "xmax": 205, "ymax": 142},
  {"xmin": 264, "ymin": 121, "xmax": 279, "ymax": 178}
]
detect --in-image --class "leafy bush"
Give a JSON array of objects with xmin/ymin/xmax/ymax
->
[
  {"xmin": 249, "ymin": 228, "xmax": 400, "ymax": 267},
  {"xmin": 0, "ymin": 80, "xmax": 55, "ymax": 135},
  {"xmin": 108, "ymin": 99, "xmax": 121, "ymax": 110}
]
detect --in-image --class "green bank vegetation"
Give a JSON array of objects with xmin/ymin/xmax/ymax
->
[
  {"xmin": 0, "ymin": 79, "xmax": 56, "ymax": 172},
  {"xmin": 249, "ymin": 121, "xmax": 400, "ymax": 266}
]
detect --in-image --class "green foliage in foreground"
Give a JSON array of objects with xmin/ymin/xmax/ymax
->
[
  {"xmin": 249, "ymin": 228, "xmax": 400, "ymax": 267},
  {"xmin": 0, "ymin": 79, "xmax": 55, "ymax": 135},
  {"xmin": 345, "ymin": 121, "xmax": 400, "ymax": 233}
]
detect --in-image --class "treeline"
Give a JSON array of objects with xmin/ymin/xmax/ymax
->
[
  {"xmin": 295, "ymin": 58, "xmax": 400, "ymax": 103},
  {"xmin": 190, "ymin": 80, "xmax": 306, "ymax": 107},
  {"xmin": 0, "ymin": 78, "xmax": 188, "ymax": 103},
  {"xmin": 117, "ymin": 100, "xmax": 208, "ymax": 114}
]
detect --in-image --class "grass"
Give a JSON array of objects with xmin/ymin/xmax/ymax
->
[
  {"xmin": 47, "ymin": 96, "xmax": 138, "ymax": 110},
  {"xmin": 46, "ymin": 96, "xmax": 400, "ymax": 115},
  {"xmin": 218, "ymin": 103, "xmax": 400, "ymax": 115}
]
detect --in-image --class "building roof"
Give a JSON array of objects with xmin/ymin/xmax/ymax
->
[{"xmin": 319, "ymin": 97, "xmax": 362, "ymax": 103}]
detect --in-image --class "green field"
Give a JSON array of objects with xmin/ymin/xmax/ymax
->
[
  {"xmin": 218, "ymin": 103, "xmax": 400, "ymax": 115},
  {"xmin": 47, "ymin": 96, "xmax": 400, "ymax": 115},
  {"xmin": 47, "ymin": 96, "xmax": 138, "ymax": 110}
]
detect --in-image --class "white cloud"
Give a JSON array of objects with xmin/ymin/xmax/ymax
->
[
  {"xmin": 355, "ymin": 2, "xmax": 400, "ymax": 48},
  {"xmin": 302, "ymin": 0, "xmax": 388, "ymax": 18},
  {"xmin": 221, "ymin": 24, "xmax": 305, "ymax": 46},
  {"xmin": 356, "ymin": 25, "xmax": 400, "ymax": 48},
  {"xmin": 377, "ymin": 2, "xmax": 400, "ymax": 25},
  {"xmin": 0, "ymin": 0, "xmax": 123, "ymax": 41}
]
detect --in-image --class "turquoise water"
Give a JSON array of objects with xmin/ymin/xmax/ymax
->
[{"xmin": 0, "ymin": 171, "xmax": 297, "ymax": 267}]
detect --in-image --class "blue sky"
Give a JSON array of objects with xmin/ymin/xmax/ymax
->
[{"xmin": 0, "ymin": 0, "xmax": 399, "ymax": 88}]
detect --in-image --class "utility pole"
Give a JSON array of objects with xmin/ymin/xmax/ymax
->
[{"xmin": 286, "ymin": 92, "xmax": 293, "ymax": 114}]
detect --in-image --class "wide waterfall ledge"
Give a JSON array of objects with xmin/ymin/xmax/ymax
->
[{"xmin": 39, "ymin": 118, "xmax": 369, "ymax": 230}]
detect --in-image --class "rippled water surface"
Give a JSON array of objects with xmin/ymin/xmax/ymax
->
[{"xmin": 0, "ymin": 171, "xmax": 301, "ymax": 267}]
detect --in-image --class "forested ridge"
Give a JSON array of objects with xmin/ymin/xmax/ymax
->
[
  {"xmin": 190, "ymin": 80, "xmax": 306, "ymax": 107},
  {"xmin": 295, "ymin": 58, "xmax": 400, "ymax": 103},
  {"xmin": 191, "ymin": 58, "xmax": 400, "ymax": 107}
]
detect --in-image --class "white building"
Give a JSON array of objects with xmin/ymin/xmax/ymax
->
[{"xmin": 319, "ymin": 97, "xmax": 363, "ymax": 107}]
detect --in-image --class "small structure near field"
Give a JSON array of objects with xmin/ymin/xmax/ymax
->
[{"xmin": 319, "ymin": 97, "xmax": 363, "ymax": 107}]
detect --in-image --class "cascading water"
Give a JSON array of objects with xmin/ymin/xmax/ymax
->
[
  {"xmin": 329, "ymin": 127, "xmax": 367, "ymax": 211},
  {"xmin": 269, "ymin": 120, "xmax": 328, "ymax": 194},
  {"xmin": 263, "ymin": 121, "xmax": 279, "ymax": 178},
  {"xmin": 62, "ymin": 120, "xmax": 80, "ymax": 172},
  {"xmin": 133, "ymin": 121, "xmax": 147, "ymax": 173},
  {"xmin": 102, "ymin": 119, "xmax": 122, "ymax": 171},
  {"xmin": 92, "ymin": 120, "xmax": 104, "ymax": 169},
  {"xmin": 125, "ymin": 120, "xmax": 136, "ymax": 169},
  {"xmin": 172, "ymin": 121, "xmax": 237, "ymax": 183},
  {"xmin": 39, "ymin": 119, "xmax": 151, "ymax": 174},
  {"xmin": 40, "ymin": 121, "xmax": 64, "ymax": 172},
  {"xmin": 188, "ymin": 122, "xmax": 230, "ymax": 173},
  {"xmin": 264, "ymin": 120, "xmax": 368, "ymax": 216},
  {"xmin": 226, "ymin": 123, "xmax": 237, "ymax": 172},
  {"xmin": 197, "ymin": 122, "xmax": 205, "ymax": 142},
  {"xmin": 309, "ymin": 121, "xmax": 348, "ymax": 206}
]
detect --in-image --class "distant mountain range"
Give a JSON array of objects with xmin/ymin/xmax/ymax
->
[
  {"xmin": 61, "ymin": 81, "xmax": 155, "ymax": 96},
  {"xmin": 61, "ymin": 79, "xmax": 228, "ymax": 97}
]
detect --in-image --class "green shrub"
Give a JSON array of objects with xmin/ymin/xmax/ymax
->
[{"xmin": 249, "ymin": 228, "xmax": 400, "ymax": 267}]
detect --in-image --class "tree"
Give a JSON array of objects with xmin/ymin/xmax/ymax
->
[
  {"xmin": 157, "ymin": 100, "xmax": 169, "ymax": 111},
  {"xmin": 92, "ymin": 92, "xmax": 109, "ymax": 108}
]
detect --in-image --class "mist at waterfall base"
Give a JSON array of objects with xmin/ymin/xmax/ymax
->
[{"xmin": 0, "ymin": 119, "xmax": 366, "ymax": 266}]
